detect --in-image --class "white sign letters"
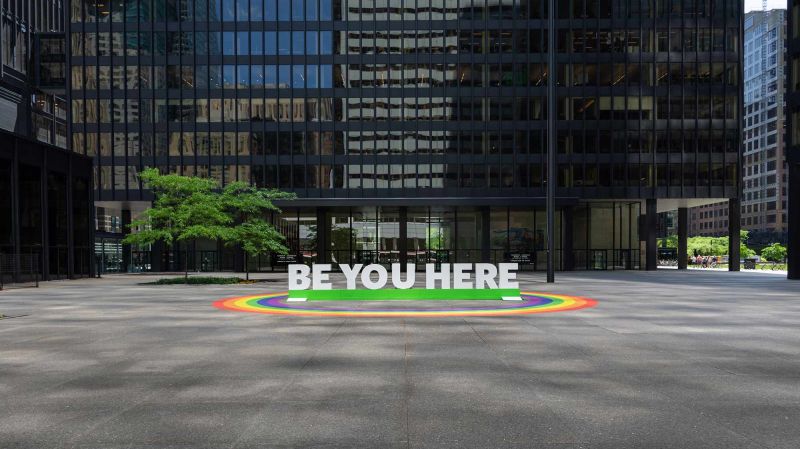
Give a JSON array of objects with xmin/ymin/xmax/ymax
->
[{"xmin": 288, "ymin": 263, "xmax": 518, "ymax": 290}]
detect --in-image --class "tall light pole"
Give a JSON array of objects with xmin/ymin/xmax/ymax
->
[{"xmin": 546, "ymin": 0, "xmax": 556, "ymax": 283}]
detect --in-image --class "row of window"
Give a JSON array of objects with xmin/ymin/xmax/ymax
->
[
  {"xmin": 68, "ymin": 28, "xmax": 737, "ymax": 57},
  {"xmin": 70, "ymin": 62, "xmax": 739, "ymax": 92},
  {"xmin": 71, "ymin": 130, "xmax": 740, "ymax": 157},
  {"xmin": 69, "ymin": 0, "xmax": 740, "ymax": 24},
  {"xmin": 70, "ymin": 93, "xmax": 737, "ymax": 125},
  {"xmin": 94, "ymin": 161, "xmax": 737, "ymax": 191}
]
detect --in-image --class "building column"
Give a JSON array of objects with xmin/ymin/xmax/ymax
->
[
  {"xmin": 728, "ymin": 198, "xmax": 741, "ymax": 272},
  {"xmin": 789, "ymin": 161, "xmax": 800, "ymax": 280},
  {"xmin": 316, "ymin": 208, "xmax": 327, "ymax": 264},
  {"xmin": 677, "ymin": 207, "xmax": 688, "ymax": 270},
  {"xmin": 481, "ymin": 206, "xmax": 490, "ymax": 263},
  {"xmin": 645, "ymin": 199, "xmax": 658, "ymax": 271},
  {"xmin": 232, "ymin": 244, "xmax": 245, "ymax": 272},
  {"xmin": 66, "ymin": 158, "xmax": 75, "ymax": 278},
  {"xmin": 11, "ymin": 139, "xmax": 20, "ymax": 283},
  {"xmin": 399, "ymin": 207, "xmax": 408, "ymax": 269},
  {"xmin": 89, "ymin": 201, "xmax": 96, "ymax": 278},
  {"xmin": 121, "ymin": 209, "xmax": 131, "ymax": 273},
  {"xmin": 40, "ymin": 154, "xmax": 50, "ymax": 281},
  {"xmin": 150, "ymin": 240, "xmax": 164, "ymax": 272},
  {"xmin": 172, "ymin": 241, "xmax": 183, "ymax": 272},
  {"xmin": 562, "ymin": 206, "xmax": 574, "ymax": 271}
]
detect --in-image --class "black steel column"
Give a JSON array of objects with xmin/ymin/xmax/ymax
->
[
  {"xmin": 562, "ymin": 206, "xmax": 574, "ymax": 271},
  {"xmin": 789, "ymin": 160, "xmax": 800, "ymax": 279},
  {"xmin": 399, "ymin": 207, "xmax": 408, "ymax": 269},
  {"xmin": 11, "ymin": 139, "xmax": 20, "ymax": 283},
  {"xmin": 316, "ymin": 208, "xmax": 327, "ymax": 264},
  {"xmin": 546, "ymin": 0, "xmax": 556, "ymax": 283},
  {"xmin": 728, "ymin": 198, "xmax": 741, "ymax": 272},
  {"xmin": 66, "ymin": 158, "xmax": 75, "ymax": 278},
  {"xmin": 645, "ymin": 199, "xmax": 658, "ymax": 271},
  {"xmin": 677, "ymin": 207, "xmax": 688, "ymax": 270},
  {"xmin": 150, "ymin": 240, "xmax": 164, "ymax": 272},
  {"xmin": 40, "ymin": 150, "xmax": 49, "ymax": 281},
  {"xmin": 89, "ymin": 193, "xmax": 96, "ymax": 277},
  {"xmin": 121, "ymin": 209, "xmax": 132, "ymax": 273},
  {"xmin": 173, "ymin": 241, "xmax": 183, "ymax": 272}
]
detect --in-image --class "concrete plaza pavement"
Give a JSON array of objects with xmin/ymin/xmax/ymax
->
[{"xmin": 0, "ymin": 270, "xmax": 799, "ymax": 448}]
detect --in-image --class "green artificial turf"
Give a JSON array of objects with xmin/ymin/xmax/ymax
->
[{"xmin": 288, "ymin": 288, "xmax": 520, "ymax": 301}]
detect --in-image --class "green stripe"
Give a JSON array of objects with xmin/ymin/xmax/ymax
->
[{"xmin": 287, "ymin": 288, "xmax": 520, "ymax": 301}]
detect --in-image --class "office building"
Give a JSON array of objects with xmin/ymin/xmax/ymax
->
[
  {"xmin": 785, "ymin": 0, "xmax": 800, "ymax": 279},
  {"xmin": 742, "ymin": 9, "xmax": 787, "ymax": 234},
  {"xmin": 0, "ymin": 0, "xmax": 93, "ymax": 283},
  {"xmin": 1, "ymin": 0, "xmax": 68, "ymax": 147},
  {"xmin": 66, "ymin": 0, "xmax": 743, "ymax": 272}
]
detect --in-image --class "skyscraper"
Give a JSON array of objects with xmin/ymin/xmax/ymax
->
[
  {"xmin": 0, "ymin": 1, "xmax": 93, "ymax": 283},
  {"xmin": 66, "ymin": 0, "xmax": 743, "ymax": 273},
  {"xmin": 0, "ymin": 0, "xmax": 68, "ymax": 147},
  {"xmin": 742, "ymin": 9, "xmax": 787, "ymax": 235},
  {"xmin": 785, "ymin": 0, "xmax": 800, "ymax": 279}
]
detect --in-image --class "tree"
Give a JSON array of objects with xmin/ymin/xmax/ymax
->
[
  {"xmin": 739, "ymin": 230, "xmax": 757, "ymax": 259},
  {"xmin": 123, "ymin": 168, "xmax": 231, "ymax": 279},
  {"xmin": 664, "ymin": 230, "xmax": 756, "ymax": 259},
  {"xmin": 658, "ymin": 234, "xmax": 678, "ymax": 249},
  {"xmin": 220, "ymin": 182, "xmax": 296, "ymax": 280},
  {"xmin": 761, "ymin": 243, "xmax": 787, "ymax": 262}
]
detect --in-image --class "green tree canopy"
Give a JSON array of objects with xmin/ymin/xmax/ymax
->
[
  {"xmin": 658, "ymin": 230, "xmax": 756, "ymax": 258},
  {"xmin": 760, "ymin": 243, "xmax": 787, "ymax": 262},
  {"xmin": 220, "ymin": 181, "xmax": 296, "ymax": 279},
  {"xmin": 123, "ymin": 168, "xmax": 231, "ymax": 248},
  {"xmin": 123, "ymin": 169, "xmax": 232, "ymax": 278}
]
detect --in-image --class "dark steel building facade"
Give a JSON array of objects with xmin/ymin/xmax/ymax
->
[
  {"xmin": 0, "ymin": 0, "xmax": 94, "ymax": 283},
  {"xmin": 66, "ymin": 0, "xmax": 742, "ymax": 272},
  {"xmin": 0, "ymin": 0, "xmax": 68, "ymax": 147},
  {"xmin": 0, "ymin": 129, "xmax": 94, "ymax": 283},
  {"xmin": 787, "ymin": 0, "xmax": 799, "ymax": 279}
]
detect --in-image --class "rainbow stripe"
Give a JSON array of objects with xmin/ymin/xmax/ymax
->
[{"xmin": 213, "ymin": 291, "xmax": 596, "ymax": 318}]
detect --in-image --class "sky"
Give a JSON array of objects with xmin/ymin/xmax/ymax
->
[{"xmin": 744, "ymin": 0, "xmax": 787, "ymax": 13}]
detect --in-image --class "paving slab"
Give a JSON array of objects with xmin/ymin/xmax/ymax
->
[{"xmin": 0, "ymin": 270, "xmax": 798, "ymax": 448}]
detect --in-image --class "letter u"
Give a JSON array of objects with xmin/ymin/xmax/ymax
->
[{"xmin": 391, "ymin": 264, "xmax": 415, "ymax": 289}]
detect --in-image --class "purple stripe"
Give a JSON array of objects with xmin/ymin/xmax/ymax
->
[{"xmin": 256, "ymin": 294, "xmax": 553, "ymax": 312}]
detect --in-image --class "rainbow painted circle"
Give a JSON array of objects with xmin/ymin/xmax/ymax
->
[{"xmin": 213, "ymin": 291, "xmax": 597, "ymax": 318}]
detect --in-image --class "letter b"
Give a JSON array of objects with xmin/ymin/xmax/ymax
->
[{"xmin": 288, "ymin": 264, "xmax": 311, "ymax": 290}]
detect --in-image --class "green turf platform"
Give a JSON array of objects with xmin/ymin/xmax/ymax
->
[{"xmin": 287, "ymin": 288, "xmax": 521, "ymax": 301}]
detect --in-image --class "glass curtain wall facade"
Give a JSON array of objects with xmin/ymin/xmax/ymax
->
[
  {"xmin": 1, "ymin": 0, "xmax": 68, "ymax": 148},
  {"xmin": 66, "ymin": 0, "xmax": 741, "ymax": 271},
  {"xmin": 786, "ymin": 0, "xmax": 799, "ymax": 279},
  {"xmin": 0, "ymin": 129, "xmax": 94, "ymax": 282}
]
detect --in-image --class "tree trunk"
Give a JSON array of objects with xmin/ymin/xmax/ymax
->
[
  {"xmin": 184, "ymin": 245, "xmax": 189, "ymax": 281},
  {"xmin": 244, "ymin": 252, "xmax": 249, "ymax": 281}
]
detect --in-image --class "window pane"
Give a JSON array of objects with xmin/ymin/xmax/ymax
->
[
  {"xmin": 223, "ymin": 32, "xmax": 235, "ymax": 55},
  {"xmin": 292, "ymin": 31, "xmax": 305, "ymax": 55},
  {"xmin": 278, "ymin": 31, "xmax": 290, "ymax": 55},
  {"xmin": 292, "ymin": 65, "xmax": 305, "ymax": 88},
  {"xmin": 237, "ymin": 31, "xmax": 249, "ymax": 54},
  {"xmin": 222, "ymin": 0, "xmax": 235, "ymax": 20},
  {"xmin": 251, "ymin": 31, "xmax": 263, "ymax": 54}
]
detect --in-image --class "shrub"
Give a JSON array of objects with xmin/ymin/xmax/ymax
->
[
  {"xmin": 761, "ymin": 243, "xmax": 787, "ymax": 262},
  {"xmin": 147, "ymin": 277, "xmax": 244, "ymax": 285}
]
